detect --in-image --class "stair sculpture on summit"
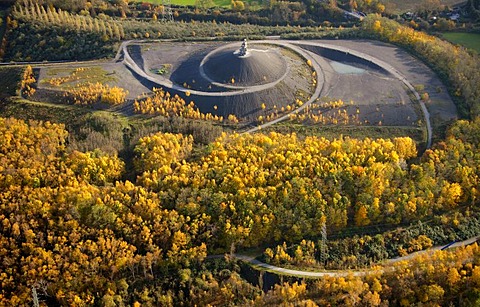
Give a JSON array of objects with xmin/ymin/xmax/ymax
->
[{"xmin": 237, "ymin": 38, "xmax": 249, "ymax": 57}]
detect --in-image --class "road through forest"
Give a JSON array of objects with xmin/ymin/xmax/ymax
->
[{"xmin": 231, "ymin": 235, "xmax": 480, "ymax": 278}]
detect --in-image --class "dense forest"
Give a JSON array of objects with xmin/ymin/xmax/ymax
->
[
  {"xmin": 0, "ymin": 113, "xmax": 480, "ymax": 306},
  {"xmin": 1, "ymin": 114, "xmax": 480, "ymax": 305},
  {"xmin": 467, "ymin": 0, "xmax": 480, "ymax": 20}
]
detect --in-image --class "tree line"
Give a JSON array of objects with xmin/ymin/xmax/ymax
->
[
  {"xmin": 3, "ymin": 2, "xmax": 344, "ymax": 61},
  {"xmin": 134, "ymin": 87, "xmax": 239, "ymax": 124}
]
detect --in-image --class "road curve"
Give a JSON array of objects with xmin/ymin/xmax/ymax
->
[
  {"xmin": 234, "ymin": 254, "xmax": 368, "ymax": 277},
  {"xmin": 244, "ymin": 42, "xmax": 326, "ymax": 134},
  {"xmin": 249, "ymin": 40, "xmax": 433, "ymax": 148},
  {"xmin": 232, "ymin": 235, "xmax": 479, "ymax": 278}
]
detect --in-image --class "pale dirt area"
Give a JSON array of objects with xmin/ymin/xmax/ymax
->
[
  {"xmin": 315, "ymin": 39, "xmax": 457, "ymax": 125},
  {"xmin": 321, "ymin": 67, "xmax": 419, "ymax": 126},
  {"xmin": 299, "ymin": 45, "xmax": 420, "ymax": 127}
]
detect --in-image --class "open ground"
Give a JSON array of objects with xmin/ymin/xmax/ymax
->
[
  {"xmin": 441, "ymin": 32, "xmax": 480, "ymax": 53},
  {"xmin": 382, "ymin": 0, "xmax": 462, "ymax": 13},
  {"xmin": 35, "ymin": 38, "xmax": 457, "ymax": 147}
]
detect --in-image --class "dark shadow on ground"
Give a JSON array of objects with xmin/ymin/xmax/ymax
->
[
  {"xmin": 299, "ymin": 44, "xmax": 389, "ymax": 74},
  {"xmin": 170, "ymin": 49, "xmax": 223, "ymax": 91},
  {"xmin": 128, "ymin": 45, "xmax": 145, "ymax": 71}
]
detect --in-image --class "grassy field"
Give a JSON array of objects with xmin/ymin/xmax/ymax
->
[
  {"xmin": 441, "ymin": 32, "xmax": 480, "ymax": 53},
  {"xmin": 142, "ymin": 0, "xmax": 255, "ymax": 8},
  {"xmin": 0, "ymin": 97, "xmax": 93, "ymax": 128},
  {"xmin": 41, "ymin": 66, "xmax": 118, "ymax": 89},
  {"xmin": 383, "ymin": 0, "xmax": 462, "ymax": 13}
]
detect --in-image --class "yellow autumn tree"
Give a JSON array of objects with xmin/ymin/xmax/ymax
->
[
  {"xmin": 20, "ymin": 65, "xmax": 36, "ymax": 97},
  {"xmin": 134, "ymin": 132, "xmax": 193, "ymax": 174}
]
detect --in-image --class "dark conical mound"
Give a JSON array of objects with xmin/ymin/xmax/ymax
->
[{"xmin": 202, "ymin": 46, "xmax": 287, "ymax": 86}]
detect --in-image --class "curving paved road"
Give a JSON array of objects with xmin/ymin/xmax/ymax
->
[{"xmin": 233, "ymin": 235, "xmax": 480, "ymax": 278}]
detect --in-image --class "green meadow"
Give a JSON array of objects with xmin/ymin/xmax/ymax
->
[
  {"xmin": 442, "ymin": 32, "xmax": 480, "ymax": 53},
  {"xmin": 141, "ymin": 0, "xmax": 256, "ymax": 8}
]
